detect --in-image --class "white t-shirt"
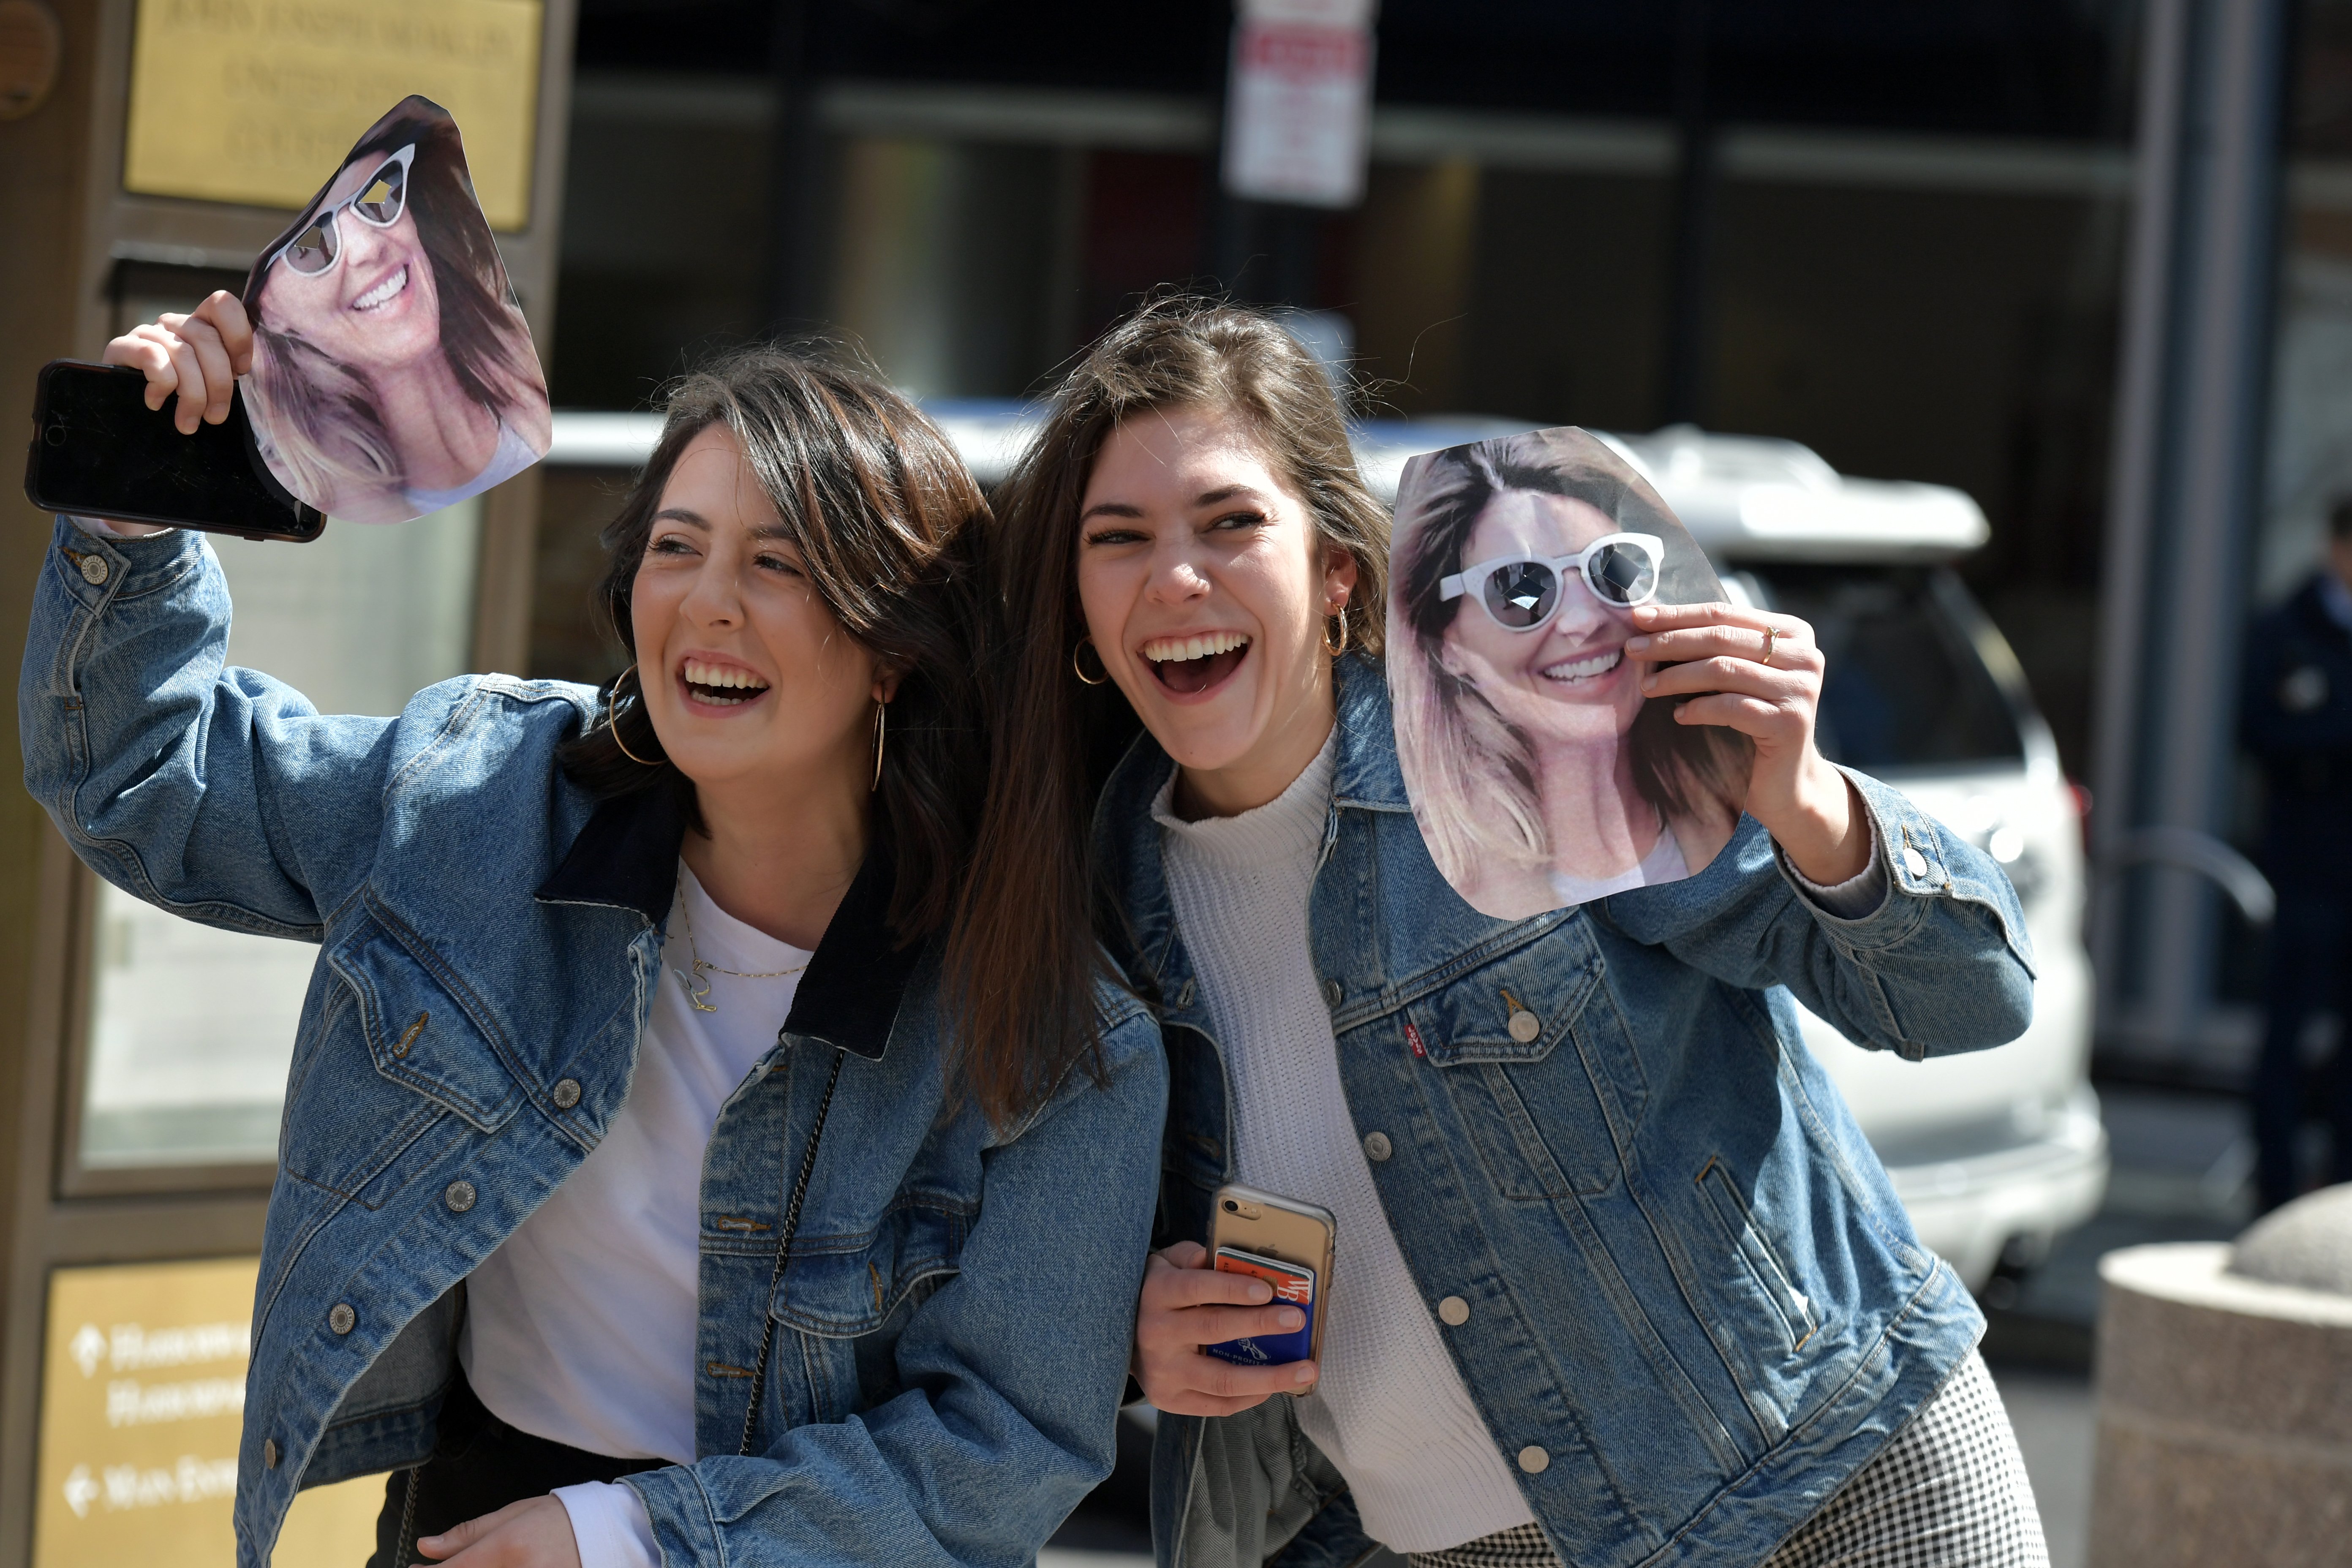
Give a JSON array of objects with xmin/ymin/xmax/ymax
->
[{"xmin": 461, "ymin": 861, "xmax": 809, "ymax": 1568}]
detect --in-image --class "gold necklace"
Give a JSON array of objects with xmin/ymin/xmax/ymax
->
[{"xmin": 671, "ymin": 872, "xmax": 808, "ymax": 1014}]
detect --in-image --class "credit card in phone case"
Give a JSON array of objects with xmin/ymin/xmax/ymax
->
[{"xmin": 1206, "ymin": 1247, "xmax": 1315, "ymax": 1367}]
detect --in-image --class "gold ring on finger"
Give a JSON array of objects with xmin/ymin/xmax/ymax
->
[{"xmin": 1759, "ymin": 626, "xmax": 1777, "ymax": 665}]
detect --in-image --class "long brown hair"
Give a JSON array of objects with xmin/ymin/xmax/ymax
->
[
  {"xmin": 558, "ymin": 346, "xmax": 1064, "ymax": 1119},
  {"xmin": 947, "ymin": 296, "xmax": 1390, "ymax": 1083}
]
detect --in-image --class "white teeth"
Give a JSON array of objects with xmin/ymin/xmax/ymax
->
[
  {"xmin": 1141, "ymin": 630, "xmax": 1250, "ymax": 663},
  {"xmin": 352, "ymin": 266, "xmax": 408, "ymax": 311},
  {"xmin": 1539, "ymin": 649, "xmax": 1624, "ymax": 682},
  {"xmin": 682, "ymin": 659, "xmax": 770, "ymax": 693}
]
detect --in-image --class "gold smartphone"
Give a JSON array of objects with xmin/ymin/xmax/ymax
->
[{"xmin": 1206, "ymin": 1183, "xmax": 1336, "ymax": 1366}]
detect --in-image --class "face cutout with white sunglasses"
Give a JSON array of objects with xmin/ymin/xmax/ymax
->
[
  {"xmin": 1388, "ymin": 427, "xmax": 1742, "ymax": 921},
  {"xmin": 239, "ymin": 94, "xmax": 550, "ymax": 525}
]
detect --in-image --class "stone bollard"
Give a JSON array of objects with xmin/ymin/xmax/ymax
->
[{"xmin": 2088, "ymin": 1184, "xmax": 2352, "ymax": 1567}]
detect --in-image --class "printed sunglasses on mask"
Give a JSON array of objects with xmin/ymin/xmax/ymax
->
[
  {"xmin": 269, "ymin": 145, "xmax": 418, "ymax": 278},
  {"xmin": 1439, "ymin": 532, "xmax": 1666, "ymax": 631}
]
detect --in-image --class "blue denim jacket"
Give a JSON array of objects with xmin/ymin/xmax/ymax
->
[
  {"xmin": 22, "ymin": 520, "xmax": 1169, "ymax": 1568},
  {"xmin": 1099, "ymin": 656, "xmax": 2033, "ymax": 1568}
]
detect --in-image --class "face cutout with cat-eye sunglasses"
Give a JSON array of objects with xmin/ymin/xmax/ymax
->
[
  {"xmin": 267, "ymin": 144, "xmax": 418, "ymax": 278},
  {"xmin": 1439, "ymin": 532, "xmax": 1665, "ymax": 633}
]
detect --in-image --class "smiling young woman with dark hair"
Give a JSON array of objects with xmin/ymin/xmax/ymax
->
[
  {"xmin": 972, "ymin": 296, "xmax": 2050, "ymax": 1568},
  {"xmin": 26, "ymin": 324, "xmax": 1165, "ymax": 1568}
]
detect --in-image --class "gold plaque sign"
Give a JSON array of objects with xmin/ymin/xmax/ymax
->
[
  {"xmin": 122, "ymin": 0, "xmax": 545, "ymax": 229},
  {"xmin": 34, "ymin": 1258, "xmax": 382, "ymax": 1568}
]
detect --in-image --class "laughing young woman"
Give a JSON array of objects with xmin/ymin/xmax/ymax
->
[
  {"xmin": 24, "ymin": 302, "xmax": 1165, "ymax": 1568},
  {"xmin": 971, "ymin": 297, "xmax": 2050, "ymax": 1568}
]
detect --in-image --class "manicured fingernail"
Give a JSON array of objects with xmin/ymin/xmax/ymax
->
[
  {"xmin": 1293, "ymin": 1364, "xmax": 1316, "ymax": 1383},
  {"xmin": 1276, "ymin": 1308, "xmax": 1304, "ymax": 1329},
  {"xmin": 1626, "ymin": 635, "xmax": 1651, "ymax": 651}
]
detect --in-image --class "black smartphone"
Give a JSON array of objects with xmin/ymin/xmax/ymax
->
[{"xmin": 23, "ymin": 361, "xmax": 327, "ymax": 543}]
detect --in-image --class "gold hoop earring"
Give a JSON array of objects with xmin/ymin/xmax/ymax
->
[
  {"xmin": 1323, "ymin": 610, "xmax": 1350, "ymax": 658},
  {"xmin": 1072, "ymin": 637, "xmax": 1111, "ymax": 686},
  {"xmin": 871, "ymin": 701, "xmax": 887, "ymax": 792},
  {"xmin": 608, "ymin": 664, "xmax": 664, "ymax": 767}
]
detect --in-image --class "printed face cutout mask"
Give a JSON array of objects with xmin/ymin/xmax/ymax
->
[
  {"xmin": 1388, "ymin": 425, "xmax": 1744, "ymax": 921},
  {"xmin": 241, "ymin": 95, "xmax": 551, "ymax": 524}
]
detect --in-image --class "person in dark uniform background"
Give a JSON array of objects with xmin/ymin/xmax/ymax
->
[{"xmin": 2240, "ymin": 495, "xmax": 2352, "ymax": 1211}]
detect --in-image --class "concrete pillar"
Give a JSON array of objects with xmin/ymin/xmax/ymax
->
[
  {"xmin": 2089, "ymin": 0, "xmax": 2294, "ymax": 1075},
  {"xmin": 2089, "ymin": 1185, "xmax": 2352, "ymax": 1566}
]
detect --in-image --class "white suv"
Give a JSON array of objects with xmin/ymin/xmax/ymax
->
[{"xmin": 546, "ymin": 406, "xmax": 2109, "ymax": 1294}]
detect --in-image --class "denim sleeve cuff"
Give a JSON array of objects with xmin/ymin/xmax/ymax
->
[
  {"xmin": 49, "ymin": 513, "xmax": 205, "ymax": 610},
  {"xmin": 1785, "ymin": 829, "xmax": 1889, "ymax": 919},
  {"xmin": 1770, "ymin": 766, "xmax": 1952, "ymax": 945},
  {"xmin": 554, "ymin": 1480, "xmax": 662, "ymax": 1568},
  {"xmin": 622, "ymin": 1464, "xmax": 724, "ymax": 1566},
  {"xmin": 1784, "ymin": 765, "xmax": 2034, "ymax": 973}
]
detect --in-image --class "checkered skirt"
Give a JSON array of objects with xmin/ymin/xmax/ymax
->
[{"xmin": 1406, "ymin": 1350, "xmax": 2047, "ymax": 1568}]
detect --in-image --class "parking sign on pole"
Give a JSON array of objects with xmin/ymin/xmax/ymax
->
[{"xmin": 1221, "ymin": 0, "xmax": 1377, "ymax": 209}]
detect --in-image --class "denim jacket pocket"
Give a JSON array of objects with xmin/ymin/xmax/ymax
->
[
  {"xmin": 770, "ymin": 1201, "xmax": 970, "ymax": 1423},
  {"xmin": 1404, "ymin": 935, "xmax": 1635, "ymax": 1198},
  {"xmin": 283, "ymin": 919, "xmax": 525, "ymax": 1210},
  {"xmin": 770, "ymin": 1200, "xmax": 970, "ymax": 1339},
  {"xmin": 1692, "ymin": 1154, "xmax": 1824, "ymax": 1356}
]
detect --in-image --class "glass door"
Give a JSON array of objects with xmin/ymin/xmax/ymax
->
[{"xmin": 68, "ymin": 509, "xmax": 482, "ymax": 1184}]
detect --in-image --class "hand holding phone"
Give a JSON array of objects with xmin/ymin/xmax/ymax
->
[
  {"xmin": 22, "ymin": 293, "xmax": 326, "ymax": 542},
  {"xmin": 1133, "ymin": 1242, "xmax": 1320, "ymax": 1417},
  {"xmin": 25, "ymin": 363, "xmax": 325, "ymax": 543},
  {"xmin": 109, "ymin": 291, "xmax": 253, "ymax": 435},
  {"xmin": 1131, "ymin": 1183, "xmax": 1336, "ymax": 1417}
]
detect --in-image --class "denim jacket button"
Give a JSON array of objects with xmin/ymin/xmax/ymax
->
[
  {"xmin": 1902, "ymin": 847, "xmax": 1930, "ymax": 880},
  {"xmin": 1323, "ymin": 978, "xmax": 1343, "ymax": 1007},
  {"xmin": 444, "ymin": 1180, "xmax": 477, "ymax": 1213},
  {"xmin": 1517, "ymin": 1445, "xmax": 1549, "ymax": 1474},
  {"xmin": 262, "ymin": 1438, "xmax": 279, "ymax": 1469},
  {"xmin": 79, "ymin": 554, "xmax": 109, "ymax": 585},
  {"xmin": 1508, "ymin": 1010, "xmax": 1541, "ymax": 1044},
  {"xmin": 327, "ymin": 1303, "xmax": 355, "ymax": 1335},
  {"xmin": 1363, "ymin": 1131, "xmax": 1392, "ymax": 1162},
  {"xmin": 1437, "ymin": 1295, "xmax": 1470, "ymax": 1326},
  {"xmin": 552, "ymin": 1078, "xmax": 582, "ymax": 1109}
]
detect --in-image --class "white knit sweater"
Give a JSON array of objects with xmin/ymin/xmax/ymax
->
[{"xmin": 1154, "ymin": 734, "xmax": 1538, "ymax": 1554}]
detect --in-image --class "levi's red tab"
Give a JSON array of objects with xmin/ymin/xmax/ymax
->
[{"xmin": 1404, "ymin": 1020, "xmax": 1427, "ymax": 1058}]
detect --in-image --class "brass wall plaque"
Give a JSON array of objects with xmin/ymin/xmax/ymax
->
[
  {"xmin": 122, "ymin": 0, "xmax": 545, "ymax": 229},
  {"xmin": 33, "ymin": 1257, "xmax": 382, "ymax": 1567}
]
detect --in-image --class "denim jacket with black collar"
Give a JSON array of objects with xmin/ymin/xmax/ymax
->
[
  {"xmin": 1098, "ymin": 654, "xmax": 2033, "ymax": 1568},
  {"xmin": 22, "ymin": 518, "xmax": 1168, "ymax": 1568}
]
